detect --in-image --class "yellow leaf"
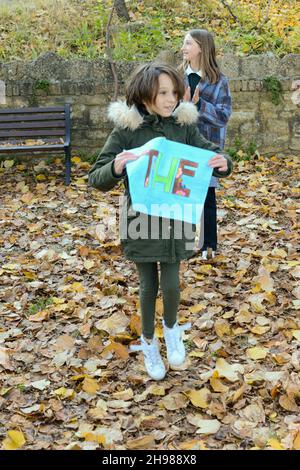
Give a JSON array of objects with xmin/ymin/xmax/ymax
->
[
  {"xmin": 271, "ymin": 248, "xmax": 287, "ymax": 259},
  {"xmin": 214, "ymin": 318, "xmax": 231, "ymax": 337},
  {"xmin": 71, "ymin": 156, "xmax": 82, "ymax": 164},
  {"xmin": 82, "ymin": 377, "xmax": 99, "ymax": 395},
  {"xmin": 215, "ymin": 358, "xmax": 244, "ymax": 382},
  {"xmin": 28, "ymin": 310, "xmax": 50, "ymax": 322},
  {"xmin": 189, "ymin": 351, "xmax": 205, "ymax": 358},
  {"xmin": 189, "ymin": 304, "xmax": 206, "ymax": 314},
  {"xmin": 267, "ymin": 438, "xmax": 285, "ymax": 450},
  {"xmin": 250, "ymin": 325, "xmax": 270, "ymax": 335},
  {"xmin": 293, "ymin": 432, "xmax": 300, "ymax": 450},
  {"xmin": 3, "ymin": 430, "xmax": 26, "ymax": 450},
  {"xmin": 102, "ymin": 341, "xmax": 129, "ymax": 360},
  {"xmin": 178, "ymin": 439, "xmax": 208, "ymax": 450},
  {"xmin": 3, "ymin": 160, "xmax": 14, "ymax": 168},
  {"xmin": 112, "ymin": 388, "xmax": 134, "ymax": 400},
  {"xmin": 197, "ymin": 264, "xmax": 212, "ymax": 274},
  {"xmin": 36, "ymin": 174, "xmax": 46, "ymax": 181},
  {"xmin": 292, "ymin": 330, "xmax": 300, "ymax": 341},
  {"xmin": 246, "ymin": 347, "xmax": 269, "ymax": 360},
  {"xmin": 24, "ymin": 271, "xmax": 37, "ymax": 280},
  {"xmin": 83, "ymin": 432, "xmax": 106, "ymax": 445},
  {"xmin": 148, "ymin": 385, "xmax": 166, "ymax": 396},
  {"xmin": 155, "ymin": 324, "xmax": 163, "ymax": 338},
  {"xmin": 53, "ymin": 387, "xmax": 75, "ymax": 399},
  {"xmin": 210, "ymin": 377, "xmax": 229, "ymax": 393},
  {"xmin": 126, "ymin": 435, "xmax": 155, "ymax": 450},
  {"xmin": 21, "ymin": 192, "xmax": 35, "ymax": 204},
  {"xmin": 74, "ymin": 178, "xmax": 87, "ymax": 186},
  {"xmin": 129, "ymin": 314, "xmax": 141, "ymax": 336},
  {"xmin": 69, "ymin": 282, "xmax": 85, "ymax": 293},
  {"xmin": 252, "ymin": 267, "xmax": 274, "ymax": 292},
  {"xmin": 185, "ymin": 388, "xmax": 210, "ymax": 408},
  {"xmin": 84, "ymin": 260, "xmax": 95, "ymax": 270},
  {"xmin": 16, "ymin": 164, "xmax": 25, "ymax": 171}
]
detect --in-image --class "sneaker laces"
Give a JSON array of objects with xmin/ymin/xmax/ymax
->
[
  {"xmin": 164, "ymin": 322, "xmax": 191, "ymax": 352},
  {"xmin": 130, "ymin": 337, "xmax": 162, "ymax": 366}
]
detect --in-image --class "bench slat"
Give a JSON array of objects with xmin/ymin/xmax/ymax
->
[
  {"xmin": 0, "ymin": 129, "xmax": 66, "ymax": 137},
  {"xmin": 0, "ymin": 144, "xmax": 65, "ymax": 153},
  {"xmin": 0, "ymin": 106, "xmax": 65, "ymax": 114},
  {"xmin": 0, "ymin": 104, "xmax": 72, "ymax": 185},
  {"xmin": 0, "ymin": 113, "xmax": 66, "ymax": 123},
  {"xmin": 0, "ymin": 121, "xmax": 66, "ymax": 129}
]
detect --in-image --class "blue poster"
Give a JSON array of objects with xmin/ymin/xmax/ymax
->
[{"xmin": 126, "ymin": 137, "xmax": 215, "ymax": 224}]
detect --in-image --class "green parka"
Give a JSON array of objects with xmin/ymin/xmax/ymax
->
[{"xmin": 88, "ymin": 101, "xmax": 233, "ymax": 263}]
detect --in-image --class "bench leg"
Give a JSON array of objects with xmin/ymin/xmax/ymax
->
[{"xmin": 65, "ymin": 148, "xmax": 71, "ymax": 185}]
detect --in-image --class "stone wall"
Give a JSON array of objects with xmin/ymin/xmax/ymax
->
[{"xmin": 0, "ymin": 52, "xmax": 299, "ymax": 155}]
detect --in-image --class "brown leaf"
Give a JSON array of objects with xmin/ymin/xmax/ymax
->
[
  {"xmin": 126, "ymin": 435, "xmax": 155, "ymax": 450},
  {"xmin": 0, "ymin": 347, "xmax": 13, "ymax": 370},
  {"xmin": 102, "ymin": 341, "xmax": 129, "ymax": 360}
]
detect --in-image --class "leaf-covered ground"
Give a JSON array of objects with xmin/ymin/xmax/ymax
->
[{"xmin": 0, "ymin": 153, "xmax": 299, "ymax": 450}]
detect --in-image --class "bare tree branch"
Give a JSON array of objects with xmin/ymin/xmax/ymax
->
[
  {"xmin": 258, "ymin": 0, "xmax": 272, "ymax": 33},
  {"xmin": 106, "ymin": 0, "xmax": 119, "ymax": 102},
  {"xmin": 219, "ymin": 0, "xmax": 242, "ymax": 27}
]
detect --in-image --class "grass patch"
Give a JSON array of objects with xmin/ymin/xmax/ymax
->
[
  {"xmin": 27, "ymin": 297, "xmax": 54, "ymax": 316},
  {"xmin": 226, "ymin": 138, "xmax": 258, "ymax": 161},
  {"xmin": 0, "ymin": 0, "xmax": 298, "ymax": 61}
]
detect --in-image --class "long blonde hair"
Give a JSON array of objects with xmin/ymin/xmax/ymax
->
[{"xmin": 180, "ymin": 29, "xmax": 221, "ymax": 84}]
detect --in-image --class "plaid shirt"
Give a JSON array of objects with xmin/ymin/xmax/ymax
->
[
  {"xmin": 184, "ymin": 72, "xmax": 232, "ymax": 150},
  {"xmin": 184, "ymin": 72, "xmax": 232, "ymax": 187}
]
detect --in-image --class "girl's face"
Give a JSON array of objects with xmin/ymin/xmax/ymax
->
[
  {"xmin": 181, "ymin": 33, "xmax": 201, "ymax": 63},
  {"xmin": 144, "ymin": 73, "xmax": 178, "ymax": 117}
]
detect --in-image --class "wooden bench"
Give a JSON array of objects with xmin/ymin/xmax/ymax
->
[{"xmin": 0, "ymin": 104, "xmax": 72, "ymax": 185}]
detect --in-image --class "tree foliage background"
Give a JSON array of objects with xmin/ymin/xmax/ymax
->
[{"xmin": 0, "ymin": 0, "xmax": 299, "ymax": 61}]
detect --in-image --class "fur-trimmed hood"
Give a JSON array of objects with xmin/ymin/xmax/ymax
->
[{"xmin": 107, "ymin": 101, "xmax": 199, "ymax": 131}]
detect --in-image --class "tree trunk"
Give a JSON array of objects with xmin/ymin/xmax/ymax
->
[{"xmin": 115, "ymin": 0, "xmax": 130, "ymax": 21}]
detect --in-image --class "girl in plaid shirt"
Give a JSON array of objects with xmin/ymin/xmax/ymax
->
[{"xmin": 180, "ymin": 29, "xmax": 232, "ymax": 259}]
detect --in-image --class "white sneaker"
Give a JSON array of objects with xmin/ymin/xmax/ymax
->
[
  {"xmin": 130, "ymin": 336, "xmax": 166, "ymax": 380},
  {"xmin": 202, "ymin": 249, "xmax": 216, "ymax": 260},
  {"xmin": 163, "ymin": 321, "xmax": 191, "ymax": 367}
]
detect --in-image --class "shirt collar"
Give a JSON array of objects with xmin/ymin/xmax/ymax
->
[{"xmin": 186, "ymin": 65, "xmax": 202, "ymax": 77}]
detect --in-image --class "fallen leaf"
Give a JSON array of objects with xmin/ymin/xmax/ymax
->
[
  {"xmin": 185, "ymin": 388, "xmax": 211, "ymax": 408},
  {"xmin": 292, "ymin": 330, "xmax": 300, "ymax": 341},
  {"xmin": 82, "ymin": 377, "xmax": 99, "ymax": 395},
  {"xmin": 30, "ymin": 379, "xmax": 50, "ymax": 391},
  {"xmin": 160, "ymin": 392, "xmax": 189, "ymax": 410},
  {"xmin": 0, "ymin": 347, "xmax": 12, "ymax": 370},
  {"xmin": 215, "ymin": 358, "xmax": 244, "ymax": 382},
  {"xmin": 126, "ymin": 435, "xmax": 155, "ymax": 450},
  {"xmin": 2, "ymin": 430, "xmax": 26, "ymax": 450},
  {"xmin": 267, "ymin": 438, "xmax": 285, "ymax": 450},
  {"xmin": 210, "ymin": 377, "xmax": 229, "ymax": 393},
  {"xmin": 246, "ymin": 347, "xmax": 269, "ymax": 360},
  {"xmin": 187, "ymin": 414, "xmax": 221, "ymax": 435},
  {"xmin": 214, "ymin": 318, "xmax": 231, "ymax": 337},
  {"xmin": 95, "ymin": 312, "xmax": 130, "ymax": 335}
]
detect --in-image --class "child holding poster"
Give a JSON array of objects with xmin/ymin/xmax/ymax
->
[
  {"xmin": 181, "ymin": 29, "xmax": 232, "ymax": 260},
  {"xmin": 89, "ymin": 63, "xmax": 232, "ymax": 380}
]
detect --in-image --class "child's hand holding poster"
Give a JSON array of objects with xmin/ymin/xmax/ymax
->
[{"xmin": 126, "ymin": 137, "xmax": 214, "ymax": 224}]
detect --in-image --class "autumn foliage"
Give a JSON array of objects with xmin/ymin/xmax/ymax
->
[{"xmin": 0, "ymin": 153, "xmax": 299, "ymax": 450}]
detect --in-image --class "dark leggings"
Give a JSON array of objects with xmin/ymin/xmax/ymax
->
[
  {"xmin": 202, "ymin": 187, "xmax": 217, "ymax": 251},
  {"xmin": 136, "ymin": 262, "xmax": 180, "ymax": 339}
]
